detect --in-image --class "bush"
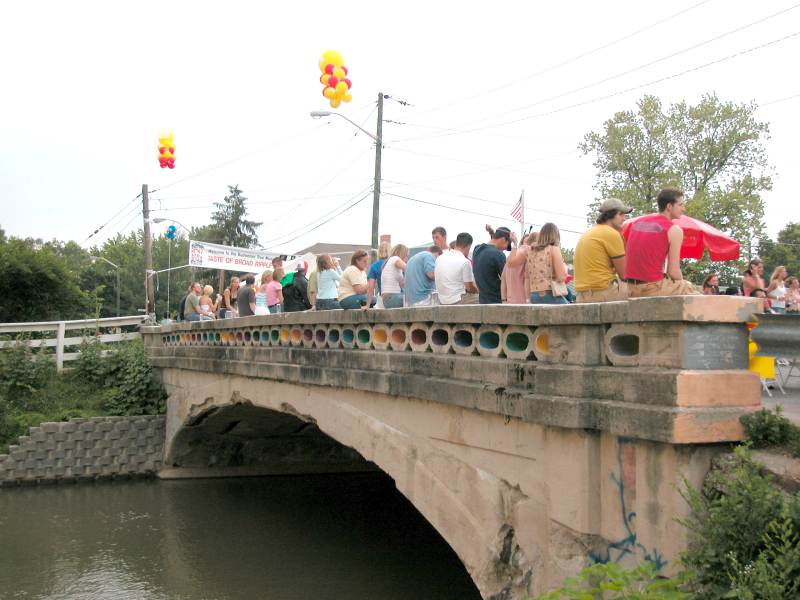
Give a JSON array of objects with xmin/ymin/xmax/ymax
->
[
  {"xmin": 0, "ymin": 337, "xmax": 55, "ymax": 408},
  {"xmin": 532, "ymin": 561, "xmax": 689, "ymax": 599},
  {"xmin": 101, "ymin": 339, "xmax": 166, "ymax": 416},
  {"xmin": 741, "ymin": 406, "xmax": 800, "ymax": 457},
  {"xmin": 72, "ymin": 337, "xmax": 108, "ymax": 387},
  {"xmin": 680, "ymin": 446, "xmax": 800, "ymax": 599}
]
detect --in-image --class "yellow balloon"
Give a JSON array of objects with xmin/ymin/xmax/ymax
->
[
  {"xmin": 323, "ymin": 87, "xmax": 335, "ymax": 99},
  {"xmin": 335, "ymin": 81, "xmax": 348, "ymax": 94},
  {"xmin": 343, "ymin": 91, "xmax": 353, "ymax": 102},
  {"xmin": 320, "ymin": 74, "xmax": 330, "ymax": 85},
  {"xmin": 158, "ymin": 131, "xmax": 174, "ymax": 146},
  {"xmin": 319, "ymin": 49, "xmax": 344, "ymax": 71},
  {"xmin": 333, "ymin": 67, "xmax": 346, "ymax": 79},
  {"xmin": 330, "ymin": 97, "xmax": 342, "ymax": 109}
]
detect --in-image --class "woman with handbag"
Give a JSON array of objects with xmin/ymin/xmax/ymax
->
[{"xmin": 506, "ymin": 223, "xmax": 568, "ymax": 305}]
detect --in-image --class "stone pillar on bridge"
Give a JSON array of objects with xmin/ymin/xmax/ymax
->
[{"xmin": 142, "ymin": 296, "xmax": 764, "ymax": 600}]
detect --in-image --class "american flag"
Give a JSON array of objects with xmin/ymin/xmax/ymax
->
[{"xmin": 510, "ymin": 191, "xmax": 524, "ymax": 224}]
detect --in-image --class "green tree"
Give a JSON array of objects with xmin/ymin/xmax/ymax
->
[
  {"xmin": 209, "ymin": 185, "xmax": 262, "ymax": 291},
  {"xmin": 580, "ymin": 94, "xmax": 771, "ymax": 285},
  {"xmin": 758, "ymin": 223, "xmax": 800, "ymax": 281},
  {"xmin": 0, "ymin": 238, "xmax": 90, "ymax": 322}
]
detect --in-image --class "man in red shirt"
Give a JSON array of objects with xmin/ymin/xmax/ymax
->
[{"xmin": 623, "ymin": 187, "xmax": 698, "ymax": 297}]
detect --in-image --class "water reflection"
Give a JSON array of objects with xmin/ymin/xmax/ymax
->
[{"xmin": 0, "ymin": 474, "xmax": 481, "ymax": 600}]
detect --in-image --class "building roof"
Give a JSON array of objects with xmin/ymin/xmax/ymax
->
[{"xmin": 293, "ymin": 242, "xmax": 374, "ymax": 256}]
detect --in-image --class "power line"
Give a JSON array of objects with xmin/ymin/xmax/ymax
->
[
  {"xmin": 406, "ymin": 0, "xmax": 714, "ymax": 118},
  {"xmin": 759, "ymin": 92, "xmax": 800, "ymax": 107},
  {"xmin": 382, "ymin": 191, "xmax": 585, "ymax": 235},
  {"xmin": 149, "ymin": 124, "xmax": 327, "ymax": 194},
  {"xmin": 257, "ymin": 186, "xmax": 373, "ymax": 247},
  {"xmin": 149, "ymin": 191, "xmax": 363, "ymax": 212},
  {"xmin": 403, "ymin": 2, "xmax": 800, "ymax": 138},
  {"xmin": 394, "ymin": 29, "xmax": 800, "ymax": 140},
  {"xmin": 263, "ymin": 147, "xmax": 372, "ymax": 228},
  {"xmin": 83, "ymin": 193, "xmax": 141, "ymax": 243},
  {"xmin": 387, "ymin": 146, "xmax": 589, "ymax": 184},
  {"xmin": 259, "ymin": 191, "xmax": 373, "ymax": 251},
  {"xmin": 382, "ymin": 180, "xmax": 586, "ymax": 220}
]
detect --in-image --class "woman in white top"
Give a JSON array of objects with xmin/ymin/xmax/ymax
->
[
  {"xmin": 316, "ymin": 254, "xmax": 343, "ymax": 311},
  {"xmin": 380, "ymin": 244, "xmax": 409, "ymax": 309},
  {"xmin": 767, "ymin": 265, "xmax": 788, "ymax": 313}
]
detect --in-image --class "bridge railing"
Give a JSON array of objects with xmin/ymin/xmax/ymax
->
[
  {"xmin": 0, "ymin": 315, "xmax": 145, "ymax": 371},
  {"xmin": 142, "ymin": 296, "xmax": 765, "ymax": 444}
]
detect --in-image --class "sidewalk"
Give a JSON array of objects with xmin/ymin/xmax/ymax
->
[{"xmin": 761, "ymin": 363, "xmax": 800, "ymax": 425}]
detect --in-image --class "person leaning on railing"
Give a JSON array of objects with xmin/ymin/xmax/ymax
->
[{"xmin": 339, "ymin": 250, "xmax": 377, "ymax": 310}]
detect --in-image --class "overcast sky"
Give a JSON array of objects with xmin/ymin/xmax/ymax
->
[{"xmin": 1, "ymin": 0, "xmax": 798, "ymax": 255}]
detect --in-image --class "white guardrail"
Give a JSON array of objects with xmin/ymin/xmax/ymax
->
[{"xmin": 0, "ymin": 316, "xmax": 145, "ymax": 372}]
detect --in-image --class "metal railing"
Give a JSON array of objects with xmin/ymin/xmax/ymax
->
[{"xmin": 0, "ymin": 316, "xmax": 145, "ymax": 371}]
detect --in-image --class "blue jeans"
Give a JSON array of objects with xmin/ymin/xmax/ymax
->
[
  {"xmin": 530, "ymin": 291, "xmax": 569, "ymax": 305},
  {"xmin": 382, "ymin": 293, "xmax": 404, "ymax": 308},
  {"xmin": 186, "ymin": 313, "xmax": 214, "ymax": 321},
  {"xmin": 772, "ymin": 307, "xmax": 786, "ymax": 314},
  {"xmin": 316, "ymin": 298, "xmax": 341, "ymax": 311},
  {"xmin": 268, "ymin": 304, "xmax": 282, "ymax": 314},
  {"xmin": 340, "ymin": 294, "xmax": 377, "ymax": 309}
]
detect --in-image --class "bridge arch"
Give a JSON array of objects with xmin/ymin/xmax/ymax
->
[{"xmin": 161, "ymin": 372, "xmax": 534, "ymax": 600}]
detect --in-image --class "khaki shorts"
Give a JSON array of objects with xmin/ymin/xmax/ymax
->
[
  {"xmin": 455, "ymin": 293, "xmax": 479, "ymax": 305},
  {"xmin": 627, "ymin": 278, "xmax": 699, "ymax": 298},
  {"xmin": 576, "ymin": 280, "xmax": 629, "ymax": 303}
]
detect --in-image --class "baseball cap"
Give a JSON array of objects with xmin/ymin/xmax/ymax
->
[
  {"xmin": 493, "ymin": 226, "xmax": 511, "ymax": 240},
  {"xmin": 296, "ymin": 260, "xmax": 308, "ymax": 272},
  {"xmin": 598, "ymin": 198, "xmax": 633, "ymax": 213}
]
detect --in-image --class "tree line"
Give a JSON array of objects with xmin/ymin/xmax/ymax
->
[{"xmin": 0, "ymin": 185, "xmax": 261, "ymax": 322}]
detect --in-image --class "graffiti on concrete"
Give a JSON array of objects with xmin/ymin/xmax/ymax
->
[{"xmin": 589, "ymin": 441, "xmax": 666, "ymax": 569}]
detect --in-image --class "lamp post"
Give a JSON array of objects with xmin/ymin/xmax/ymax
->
[
  {"xmin": 90, "ymin": 256, "xmax": 120, "ymax": 317},
  {"xmin": 152, "ymin": 218, "xmax": 192, "ymax": 319},
  {"xmin": 311, "ymin": 91, "xmax": 384, "ymax": 251}
]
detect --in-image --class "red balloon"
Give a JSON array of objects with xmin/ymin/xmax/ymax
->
[
  {"xmin": 158, "ymin": 146, "xmax": 165, "ymax": 154},
  {"xmin": 328, "ymin": 76, "xmax": 339, "ymax": 87},
  {"xmin": 169, "ymin": 146, "xmax": 175, "ymax": 153},
  {"xmin": 325, "ymin": 64, "xmax": 335, "ymax": 75},
  {"xmin": 344, "ymin": 78, "xmax": 352, "ymax": 89},
  {"xmin": 342, "ymin": 66, "xmax": 348, "ymax": 75}
]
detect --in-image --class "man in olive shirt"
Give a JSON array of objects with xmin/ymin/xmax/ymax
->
[{"xmin": 573, "ymin": 198, "xmax": 631, "ymax": 303}]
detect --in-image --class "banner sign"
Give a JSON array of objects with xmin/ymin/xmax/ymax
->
[{"xmin": 188, "ymin": 240, "xmax": 279, "ymax": 272}]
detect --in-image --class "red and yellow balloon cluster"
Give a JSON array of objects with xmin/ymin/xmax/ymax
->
[
  {"xmin": 318, "ymin": 50, "xmax": 352, "ymax": 109},
  {"xmin": 158, "ymin": 131, "xmax": 175, "ymax": 169}
]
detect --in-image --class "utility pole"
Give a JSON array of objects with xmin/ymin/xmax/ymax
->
[
  {"xmin": 371, "ymin": 92, "xmax": 384, "ymax": 252},
  {"xmin": 142, "ymin": 184, "xmax": 155, "ymax": 317}
]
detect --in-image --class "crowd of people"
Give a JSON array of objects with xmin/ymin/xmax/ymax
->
[{"xmin": 175, "ymin": 186, "xmax": 798, "ymax": 319}]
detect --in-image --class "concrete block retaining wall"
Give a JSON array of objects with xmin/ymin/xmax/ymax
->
[{"xmin": 0, "ymin": 415, "xmax": 165, "ymax": 486}]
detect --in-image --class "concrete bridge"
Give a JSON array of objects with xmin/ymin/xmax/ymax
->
[{"xmin": 142, "ymin": 296, "xmax": 762, "ymax": 600}]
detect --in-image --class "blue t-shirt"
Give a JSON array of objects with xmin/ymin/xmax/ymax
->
[
  {"xmin": 367, "ymin": 258, "xmax": 386, "ymax": 294},
  {"xmin": 404, "ymin": 251, "xmax": 437, "ymax": 305}
]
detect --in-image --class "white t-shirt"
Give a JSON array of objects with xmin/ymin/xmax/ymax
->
[
  {"xmin": 380, "ymin": 256, "xmax": 404, "ymax": 294},
  {"xmin": 435, "ymin": 250, "xmax": 474, "ymax": 304}
]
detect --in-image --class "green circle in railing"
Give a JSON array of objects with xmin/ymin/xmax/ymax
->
[
  {"xmin": 479, "ymin": 331, "xmax": 499, "ymax": 349},
  {"xmin": 357, "ymin": 329, "xmax": 371, "ymax": 344},
  {"xmin": 506, "ymin": 332, "xmax": 529, "ymax": 353}
]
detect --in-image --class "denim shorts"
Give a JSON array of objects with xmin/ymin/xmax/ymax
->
[
  {"xmin": 529, "ymin": 291, "xmax": 569, "ymax": 305},
  {"xmin": 316, "ymin": 298, "xmax": 341, "ymax": 311}
]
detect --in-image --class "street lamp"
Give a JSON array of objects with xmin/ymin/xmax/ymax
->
[
  {"xmin": 311, "ymin": 91, "xmax": 384, "ymax": 251},
  {"xmin": 152, "ymin": 218, "xmax": 192, "ymax": 319},
  {"xmin": 90, "ymin": 256, "xmax": 120, "ymax": 317}
]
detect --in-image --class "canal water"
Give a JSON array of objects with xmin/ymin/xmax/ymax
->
[{"xmin": 0, "ymin": 473, "xmax": 481, "ymax": 600}]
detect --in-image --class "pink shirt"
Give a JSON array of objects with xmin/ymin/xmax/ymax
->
[
  {"xmin": 266, "ymin": 280, "xmax": 282, "ymax": 306},
  {"xmin": 501, "ymin": 258, "xmax": 528, "ymax": 303}
]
